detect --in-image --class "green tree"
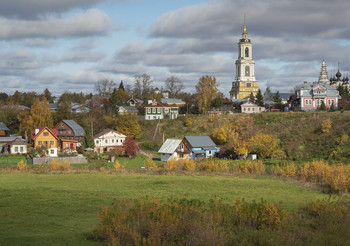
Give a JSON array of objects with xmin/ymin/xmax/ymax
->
[
  {"xmin": 42, "ymin": 88, "xmax": 54, "ymax": 103},
  {"xmin": 255, "ymin": 89, "xmax": 264, "ymax": 106},
  {"xmin": 320, "ymin": 100, "xmax": 327, "ymax": 111},
  {"xmin": 9, "ymin": 90, "xmax": 22, "ymax": 105},
  {"xmin": 211, "ymin": 96, "xmax": 223, "ymax": 108},
  {"xmin": 273, "ymin": 91, "xmax": 282, "ymax": 104},
  {"xmin": 0, "ymin": 92, "xmax": 8, "ymax": 102},
  {"xmin": 249, "ymin": 92, "xmax": 255, "ymax": 103},
  {"xmin": 195, "ymin": 75, "xmax": 219, "ymax": 114},
  {"xmin": 118, "ymin": 80, "xmax": 125, "ymax": 91}
]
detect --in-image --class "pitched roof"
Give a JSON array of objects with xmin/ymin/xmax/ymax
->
[
  {"xmin": 93, "ymin": 129, "xmax": 126, "ymax": 139},
  {"xmin": 62, "ymin": 120, "xmax": 85, "ymax": 136},
  {"xmin": 161, "ymin": 98, "xmax": 185, "ymax": 104},
  {"xmin": 185, "ymin": 136, "xmax": 216, "ymax": 148},
  {"xmin": 0, "ymin": 136, "xmax": 26, "ymax": 144},
  {"xmin": 158, "ymin": 139, "xmax": 182, "ymax": 154},
  {"xmin": 0, "ymin": 122, "xmax": 9, "ymax": 131},
  {"xmin": 144, "ymin": 102, "xmax": 169, "ymax": 107},
  {"xmin": 31, "ymin": 126, "xmax": 58, "ymax": 140},
  {"xmin": 119, "ymin": 106, "xmax": 138, "ymax": 112}
]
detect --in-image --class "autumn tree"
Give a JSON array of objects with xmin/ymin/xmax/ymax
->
[
  {"xmin": 110, "ymin": 88, "xmax": 130, "ymax": 113},
  {"xmin": 95, "ymin": 79, "xmax": 116, "ymax": 97},
  {"xmin": 149, "ymin": 91, "xmax": 162, "ymax": 102},
  {"xmin": 165, "ymin": 76, "xmax": 184, "ymax": 97},
  {"xmin": 195, "ymin": 75, "xmax": 219, "ymax": 114},
  {"xmin": 9, "ymin": 90, "xmax": 22, "ymax": 105},
  {"xmin": 116, "ymin": 114, "xmax": 141, "ymax": 138},
  {"xmin": 122, "ymin": 137, "xmax": 140, "ymax": 157},
  {"xmin": 133, "ymin": 74, "xmax": 153, "ymax": 101},
  {"xmin": 249, "ymin": 133, "xmax": 284, "ymax": 158},
  {"xmin": 18, "ymin": 97, "xmax": 53, "ymax": 135}
]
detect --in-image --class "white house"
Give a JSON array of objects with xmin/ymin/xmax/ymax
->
[
  {"xmin": 144, "ymin": 100, "xmax": 179, "ymax": 120},
  {"xmin": 241, "ymin": 102, "xmax": 265, "ymax": 113},
  {"xmin": 93, "ymin": 129, "xmax": 126, "ymax": 153},
  {"xmin": 158, "ymin": 139, "xmax": 182, "ymax": 161}
]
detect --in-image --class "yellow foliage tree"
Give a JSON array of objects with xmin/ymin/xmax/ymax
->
[
  {"xmin": 321, "ymin": 118, "xmax": 332, "ymax": 133},
  {"xmin": 249, "ymin": 133, "xmax": 282, "ymax": 158},
  {"xmin": 116, "ymin": 113, "xmax": 141, "ymax": 138},
  {"xmin": 212, "ymin": 127, "xmax": 228, "ymax": 145},
  {"xmin": 195, "ymin": 75, "xmax": 219, "ymax": 114},
  {"xmin": 19, "ymin": 97, "xmax": 52, "ymax": 135}
]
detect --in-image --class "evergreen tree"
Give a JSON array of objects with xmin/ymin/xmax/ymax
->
[
  {"xmin": 273, "ymin": 91, "xmax": 282, "ymax": 104},
  {"xmin": 249, "ymin": 92, "xmax": 255, "ymax": 103},
  {"xmin": 118, "ymin": 80, "xmax": 125, "ymax": 91},
  {"xmin": 330, "ymin": 102, "xmax": 335, "ymax": 111},
  {"xmin": 255, "ymin": 89, "xmax": 264, "ymax": 106},
  {"xmin": 320, "ymin": 100, "xmax": 327, "ymax": 111},
  {"xmin": 109, "ymin": 88, "xmax": 119, "ymax": 113}
]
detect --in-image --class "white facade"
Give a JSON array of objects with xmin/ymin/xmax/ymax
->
[
  {"xmin": 158, "ymin": 139, "xmax": 182, "ymax": 161},
  {"xmin": 94, "ymin": 130, "xmax": 126, "ymax": 153},
  {"xmin": 241, "ymin": 102, "xmax": 265, "ymax": 113}
]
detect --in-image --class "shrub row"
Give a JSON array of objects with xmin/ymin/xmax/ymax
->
[{"xmin": 92, "ymin": 198, "xmax": 350, "ymax": 246}]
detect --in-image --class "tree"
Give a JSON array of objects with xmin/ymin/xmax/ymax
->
[
  {"xmin": 133, "ymin": 74, "xmax": 153, "ymax": 101},
  {"xmin": 110, "ymin": 88, "xmax": 130, "ymax": 113},
  {"xmin": 122, "ymin": 137, "xmax": 140, "ymax": 157},
  {"xmin": 149, "ymin": 92, "xmax": 162, "ymax": 102},
  {"xmin": 263, "ymin": 86, "xmax": 272, "ymax": 100},
  {"xmin": 195, "ymin": 75, "xmax": 219, "ymax": 114},
  {"xmin": 9, "ymin": 90, "xmax": 22, "ymax": 105},
  {"xmin": 320, "ymin": 100, "xmax": 327, "ymax": 111},
  {"xmin": 211, "ymin": 96, "xmax": 223, "ymax": 108},
  {"xmin": 165, "ymin": 76, "xmax": 184, "ymax": 97},
  {"xmin": 42, "ymin": 88, "xmax": 54, "ymax": 103},
  {"xmin": 249, "ymin": 133, "xmax": 283, "ymax": 158},
  {"xmin": 116, "ymin": 114, "xmax": 141, "ymax": 138},
  {"xmin": 18, "ymin": 97, "xmax": 52, "ymax": 135},
  {"xmin": 249, "ymin": 92, "xmax": 255, "ymax": 103},
  {"xmin": 118, "ymin": 80, "xmax": 125, "ymax": 91},
  {"xmin": 255, "ymin": 89, "xmax": 264, "ymax": 106},
  {"xmin": 0, "ymin": 92, "xmax": 8, "ymax": 102},
  {"xmin": 273, "ymin": 91, "xmax": 282, "ymax": 104},
  {"xmin": 95, "ymin": 79, "xmax": 116, "ymax": 97},
  {"xmin": 23, "ymin": 92, "xmax": 38, "ymax": 107}
]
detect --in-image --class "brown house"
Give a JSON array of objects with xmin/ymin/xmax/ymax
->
[{"xmin": 55, "ymin": 120, "xmax": 85, "ymax": 142}]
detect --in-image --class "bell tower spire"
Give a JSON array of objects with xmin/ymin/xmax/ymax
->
[{"xmin": 242, "ymin": 15, "xmax": 247, "ymax": 39}]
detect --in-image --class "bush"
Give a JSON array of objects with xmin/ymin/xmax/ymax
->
[
  {"xmin": 144, "ymin": 158, "xmax": 158, "ymax": 170},
  {"xmin": 183, "ymin": 159, "xmax": 196, "ymax": 171},
  {"xmin": 183, "ymin": 117, "xmax": 193, "ymax": 127},
  {"xmin": 16, "ymin": 160, "xmax": 27, "ymax": 171},
  {"xmin": 233, "ymin": 160, "xmax": 265, "ymax": 174},
  {"xmin": 113, "ymin": 160, "xmax": 121, "ymax": 171},
  {"xmin": 164, "ymin": 159, "xmax": 179, "ymax": 170},
  {"xmin": 197, "ymin": 159, "xmax": 228, "ymax": 172},
  {"xmin": 321, "ymin": 118, "xmax": 332, "ymax": 133},
  {"xmin": 50, "ymin": 159, "xmax": 70, "ymax": 171},
  {"xmin": 270, "ymin": 162, "xmax": 297, "ymax": 177}
]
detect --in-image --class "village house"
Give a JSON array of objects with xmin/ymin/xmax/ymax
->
[
  {"xmin": 0, "ymin": 136, "xmax": 27, "ymax": 155},
  {"xmin": 31, "ymin": 126, "xmax": 59, "ymax": 157},
  {"xmin": 241, "ymin": 101, "xmax": 265, "ymax": 113},
  {"xmin": 144, "ymin": 100, "xmax": 179, "ymax": 120},
  {"xmin": 158, "ymin": 139, "xmax": 182, "ymax": 161},
  {"xmin": 93, "ymin": 129, "xmax": 126, "ymax": 153},
  {"xmin": 162, "ymin": 136, "xmax": 219, "ymax": 161},
  {"xmin": 55, "ymin": 120, "xmax": 85, "ymax": 143},
  {"xmin": 0, "ymin": 122, "xmax": 9, "ymax": 137},
  {"xmin": 117, "ymin": 105, "xmax": 138, "ymax": 115}
]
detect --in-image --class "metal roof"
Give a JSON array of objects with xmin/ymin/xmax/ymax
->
[
  {"xmin": 0, "ymin": 122, "xmax": 9, "ymax": 131},
  {"xmin": 120, "ymin": 106, "xmax": 138, "ymax": 112},
  {"xmin": 63, "ymin": 120, "xmax": 85, "ymax": 137},
  {"xmin": 185, "ymin": 136, "xmax": 216, "ymax": 148},
  {"xmin": 158, "ymin": 139, "xmax": 182, "ymax": 154},
  {"xmin": 161, "ymin": 98, "xmax": 185, "ymax": 104}
]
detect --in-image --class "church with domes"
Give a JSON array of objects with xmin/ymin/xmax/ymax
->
[
  {"xmin": 294, "ymin": 61, "xmax": 341, "ymax": 111},
  {"xmin": 230, "ymin": 18, "xmax": 259, "ymax": 100}
]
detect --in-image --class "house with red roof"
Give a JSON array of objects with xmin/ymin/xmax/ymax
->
[
  {"xmin": 31, "ymin": 126, "xmax": 59, "ymax": 157},
  {"xmin": 144, "ymin": 100, "xmax": 179, "ymax": 120}
]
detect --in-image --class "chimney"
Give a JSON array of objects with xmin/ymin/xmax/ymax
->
[{"xmin": 35, "ymin": 128, "xmax": 39, "ymax": 135}]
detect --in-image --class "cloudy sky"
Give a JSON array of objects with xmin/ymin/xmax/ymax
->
[{"xmin": 1, "ymin": 0, "xmax": 350, "ymax": 97}]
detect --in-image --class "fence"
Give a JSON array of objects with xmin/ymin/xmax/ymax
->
[
  {"xmin": 0, "ymin": 157, "xmax": 29, "ymax": 164},
  {"xmin": 32, "ymin": 156, "xmax": 88, "ymax": 165}
]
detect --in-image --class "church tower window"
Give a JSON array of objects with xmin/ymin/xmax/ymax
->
[
  {"xmin": 245, "ymin": 47, "xmax": 249, "ymax": 57},
  {"xmin": 245, "ymin": 66, "xmax": 250, "ymax": 76}
]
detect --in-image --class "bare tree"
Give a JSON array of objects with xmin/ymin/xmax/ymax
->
[
  {"xmin": 133, "ymin": 74, "xmax": 153, "ymax": 100},
  {"xmin": 165, "ymin": 76, "xmax": 184, "ymax": 97},
  {"xmin": 95, "ymin": 79, "xmax": 116, "ymax": 97}
]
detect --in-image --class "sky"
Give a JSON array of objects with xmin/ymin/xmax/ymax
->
[{"xmin": 1, "ymin": 0, "xmax": 350, "ymax": 97}]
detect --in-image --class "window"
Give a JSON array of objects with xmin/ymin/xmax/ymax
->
[
  {"xmin": 38, "ymin": 141, "xmax": 42, "ymax": 145},
  {"xmin": 246, "ymin": 83, "xmax": 251, "ymax": 87},
  {"xmin": 245, "ymin": 66, "xmax": 250, "ymax": 76},
  {"xmin": 44, "ymin": 141, "xmax": 48, "ymax": 145},
  {"xmin": 112, "ymin": 139, "xmax": 114, "ymax": 143},
  {"xmin": 96, "ymin": 140, "xmax": 99, "ymax": 144},
  {"xmin": 116, "ymin": 139, "xmax": 118, "ymax": 143},
  {"xmin": 43, "ymin": 132, "xmax": 49, "ymax": 136},
  {"xmin": 148, "ymin": 108, "xmax": 151, "ymax": 113},
  {"xmin": 50, "ymin": 149, "xmax": 54, "ymax": 154},
  {"xmin": 328, "ymin": 100, "xmax": 330, "ymax": 105},
  {"xmin": 66, "ymin": 143, "xmax": 68, "ymax": 148},
  {"xmin": 50, "ymin": 141, "xmax": 54, "ymax": 145},
  {"xmin": 105, "ymin": 140, "xmax": 108, "ymax": 143},
  {"xmin": 209, "ymin": 150, "xmax": 212, "ymax": 155},
  {"xmin": 20, "ymin": 147, "xmax": 23, "ymax": 152},
  {"xmin": 68, "ymin": 130, "xmax": 71, "ymax": 134},
  {"xmin": 121, "ymin": 139, "xmax": 123, "ymax": 143},
  {"xmin": 245, "ymin": 47, "xmax": 249, "ymax": 57},
  {"xmin": 61, "ymin": 124, "xmax": 64, "ymax": 127},
  {"xmin": 15, "ymin": 147, "xmax": 18, "ymax": 153}
]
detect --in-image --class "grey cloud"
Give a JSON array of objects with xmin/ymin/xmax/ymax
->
[
  {"xmin": 0, "ymin": 9, "xmax": 115, "ymax": 40},
  {"xmin": 0, "ymin": 0, "xmax": 124, "ymax": 19}
]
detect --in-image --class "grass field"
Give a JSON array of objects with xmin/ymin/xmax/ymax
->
[{"xmin": 0, "ymin": 172, "xmax": 342, "ymax": 245}]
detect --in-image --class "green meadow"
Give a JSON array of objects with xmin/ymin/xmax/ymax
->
[{"xmin": 0, "ymin": 172, "xmax": 340, "ymax": 245}]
